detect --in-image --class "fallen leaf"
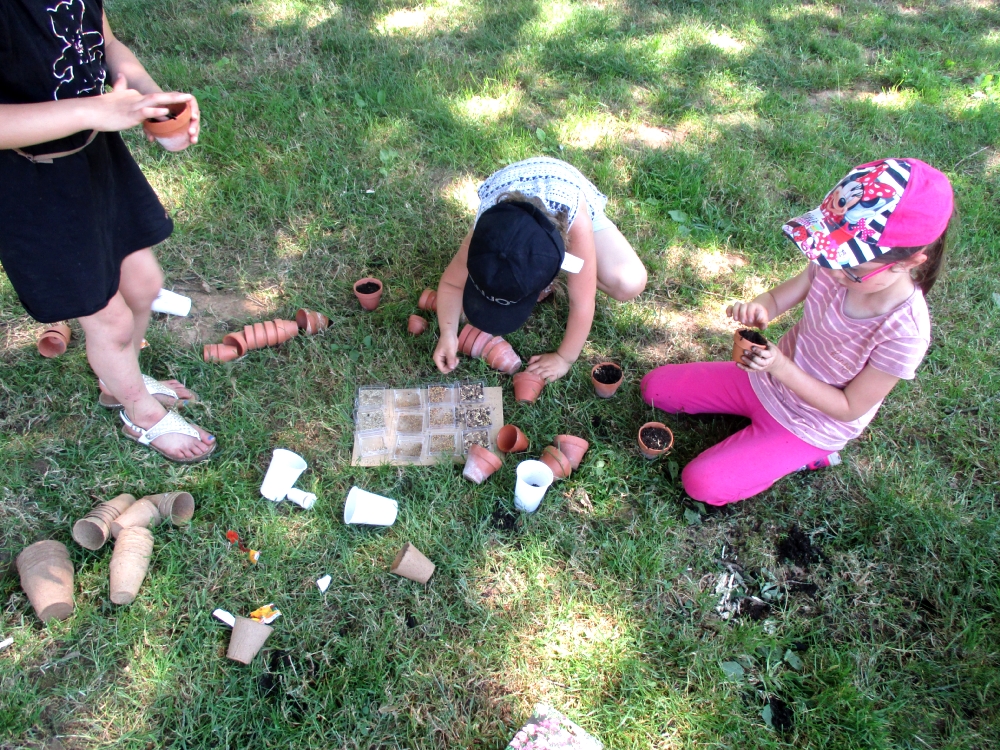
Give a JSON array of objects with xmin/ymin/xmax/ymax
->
[
  {"xmin": 783, "ymin": 649, "xmax": 803, "ymax": 671},
  {"xmin": 721, "ymin": 661, "xmax": 744, "ymax": 680}
]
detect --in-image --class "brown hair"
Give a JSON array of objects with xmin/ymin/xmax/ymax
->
[
  {"xmin": 496, "ymin": 191, "xmax": 571, "ymax": 248},
  {"xmin": 876, "ymin": 212, "xmax": 956, "ymax": 295}
]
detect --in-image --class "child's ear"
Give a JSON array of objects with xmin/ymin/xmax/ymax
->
[{"xmin": 900, "ymin": 251, "xmax": 928, "ymax": 268}]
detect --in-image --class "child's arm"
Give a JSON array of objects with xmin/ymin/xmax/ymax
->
[
  {"xmin": 727, "ymin": 267, "xmax": 813, "ymax": 328},
  {"xmin": 526, "ymin": 198, "xmax": 597, "ymax": 382},
  {"xmin": 432, "ymin": 231, "xmax": 473, "ymax": 374}
]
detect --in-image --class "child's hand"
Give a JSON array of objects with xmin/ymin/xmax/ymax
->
[
  {"xmin": 526, "ymin": 352, "xmax": 571, "ymax": 382},
  {"xmin": 146, "ymin": 94, "xmax": 201, "ymax": 149},
  {"xmin": 433, "ymin": 333, "xmax": 459, "ymax": 374},
  {"xmin": 736, "ymin": 341, "xmax": 785, "ymax": 374},
  {"xmin": 90, "ymin": 74, "xmax": 192, "ymax": 133},
  {"xmin": 727, "ymin": 301, "xmax": 770, "ymax": 329}
]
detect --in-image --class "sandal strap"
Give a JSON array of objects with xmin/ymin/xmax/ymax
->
[
  {"xmin": 141, "ymin": 374, "xmax": 179, "ymax": 400},
  {"xmin": 120, "ymin": 410, "xmax": 200, "ymax": 446}
]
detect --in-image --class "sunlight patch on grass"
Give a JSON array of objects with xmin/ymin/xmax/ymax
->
[
  {"xmin": 453, "ymin": 90, "xmax": 523, "ymax": 125},
  {"xmin": 870, "ymin": 89, "xmax": 920, "ymax": 110},
  {"xmin": 769, "ymin": 3, "xmax": 843, "ymax": 22},
  {"xmin": 254, "ymin": 0, "xmax": 341, "ymax": 27},
  {"xmin": 376, "ymin": 0, "xmax": 464, "ymax": 36},
  {"xmin": 438, "ymin": 174, "xmax": 481, "ymax": 216},
  {"xmin": 985, "ymin": 148, "xmax": 1000, "ymax": 177},
  {"xmin": 707, "ymin": 31, "xmax": 747, "ymax": 54}
]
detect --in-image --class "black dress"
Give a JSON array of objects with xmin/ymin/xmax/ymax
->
[{"xmin": 0, "ymin": 0, "xmax": 173, "ymax": 324}]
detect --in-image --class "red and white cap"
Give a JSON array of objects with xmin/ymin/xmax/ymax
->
[{"xmin": 782, "ymin": 158, "xmax": 954, "ymax": 268}]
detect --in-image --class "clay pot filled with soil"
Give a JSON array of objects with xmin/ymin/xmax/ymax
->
[
  {"xmin": 295, "ymin": 308, "xmax": 330, "ymax": 334},
  {"xmin": 408, "ymin": 315, "xmax": 428, "ymax": 336},
  {"xmin": 37, "ymin": 322, "xmax": 71, "ymax": 358},
  {"xmin": 110, "ymin": 527, "xmax": 154, "ymax": 605},
  {"xmin": 143, "ymin": 100, "xmax": 192, "ymax": 151},
  {"xmin": 732, "ymin": 329, "xmax": 767, "ymax": 363},
  {"xmin": 497, "ymin": 424, "xmax": 529, "ymax": 454},
  {"xmin": 227, "ymin": 616, "xmax": 273, "ymax": 664},
  {"xmin": 354, "ymin": 278, "xmax": 383, "ymax": 311},
  {"xmin": 638, "ymin": 421, "xmax": 674, "ymax": 460},
  {"xmin": 539, "ymin": 445, "xmax": 572, "ymax": 480},
  {"xmin": 16, "ymin": 540, "xmax": 75, "ymax": 622},
  {"xmin": 554, "ymin": 435, "xmax": 589, "ymax": 470},
  {"xmin": 512, "ymin": 371, "xmax": 545, "ymax": 403},
  {"xmin": 418, "ymin": 289, "xmax": 437, "ymax": 312},
  {"xmin": 73, "ymin": 493, "xmax": 135, "ymax": 551},
  {"xmin": 204, "ymin": 343, "xmax": 240, "ymax": 363},
  {"xmin": 591, "ymin": 362, "xmax": 623, "ymax": 398},
  {"xmin": 463, "ymin": 444, "xmax": 503, "ymax": 484}
]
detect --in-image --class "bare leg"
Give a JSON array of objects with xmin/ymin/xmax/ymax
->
[
  {"xmin": 79, "ymin": 292, "xmax": 214, "ymax": 461},
  {"xmin": 594, "ymin": 225, "xmax": 647, "ymax": 301}
]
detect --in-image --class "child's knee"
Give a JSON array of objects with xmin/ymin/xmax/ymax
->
[
  {"xmin": 640, "ymin": 365, "xmax": 682, "ymax": 410},
  {"xmin": 606, "ymin": 265, "xmax": 647, "ymax": 302},
  {"xmin": 120, "ymin": 250, "xmax": 164, "ymax": 303},
  {"xmin": 681, "ymin": 459, "xmax": 737, "ymax": 506}
]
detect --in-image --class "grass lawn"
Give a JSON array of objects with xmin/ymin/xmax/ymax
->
[{"xmin": 2, "ymin": 0, "xmax": 999, "ymax": 747}]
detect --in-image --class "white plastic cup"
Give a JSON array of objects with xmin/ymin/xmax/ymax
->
[
  {"xmin": 151, "ymin": 288, "xmax": 192, "ymax": 316},
  {"xmin": 285, "ymin": 487, "xmax": 317, "ymax": 510},
  {"xmin": 260, "ymin": 449, "xmax": 308, "ymax": 502},
  {"xmin": 344, "ymin": 486, "xmax": 398, "ymax": 526},
  {"xmin": 514, "ymin": 460, "xmax": 554, "ymax": 513}
]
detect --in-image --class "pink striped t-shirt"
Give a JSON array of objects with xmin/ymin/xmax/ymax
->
[{"xmin": 749, "ymin": 264, "xmax": 930, "ymax": 451}]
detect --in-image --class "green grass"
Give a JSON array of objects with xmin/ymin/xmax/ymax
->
[{"xmin": 2, "ymin": 0, "xmax": 999, "ymax": 747}]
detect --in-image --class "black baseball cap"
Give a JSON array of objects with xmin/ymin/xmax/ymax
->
[{"xmin": 463, "ymin": 201, "xmax": 565, "ymax": 335}]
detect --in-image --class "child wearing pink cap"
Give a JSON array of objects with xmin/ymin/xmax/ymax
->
[{"xmin": 641, "ymin": 158, "xmax": 955, "ymax": 505}]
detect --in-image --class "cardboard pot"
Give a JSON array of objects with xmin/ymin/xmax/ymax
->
[
  {"xmin": 463, "ymin": 444, "xmax": 503, "ymax": 484},
  {"xmin": 146, "ymin": 492, "xmax": 196, "ymax": 525},
  {"xmin": 16, "ymin": 540, "xmax": 75, "ymax": 622},
  {"xmin": 554, "ymin": 434, "xmax": 589, "ymax": 471},
  {"xmin": 638, "ymin": 421, "xmax": 674, "ymax": 460},
  {"xmin": 73, "ymin": 493, "xmax": 135, "ymax": 551},
  {"xmin": 227, "ymin": 616, "xmax": 273, "ymax": 664},
  {"xmin": 110, "ymin": 527, "xmax": 154, "ymax": 605},
  {"xmin": 497, "ymin": 424, "xmax": 529, "ymax": 454},
  {"xmin": 354, "ymin": 277, "xmax": 383, "ymax": 310},
  {"xmin": 110, "ymin": 496, "xmax": 162, "ymax": 539},
  {"xmin": 513, "ymin": 371, "xmax": 545, "ymax": 403},
  {"xmin": 37, "ymin": 322, "xmax": 71, "ymax": 358},
  {"xmin": 591, "ymin": 362, "xmax": 623, "ymax": 398},
  {"xmin": 390, "ymin": 543, "xmax": 436, "ymax": 584}
]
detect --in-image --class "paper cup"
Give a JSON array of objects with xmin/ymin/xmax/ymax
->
[
  {"xmin": 514, "ymin": 460, "xmax": 554, "ymax": 513},
  {"xmin": 227, "ymin": 617, "xmax": 273, "ymax": 664},
  {"xmin": 151, "ymin": 288, "xmax": 192, "ymax": 316},
  {"xmin": 344, "ymin": 486, "xmax": 398, "ymax": 526},
  {"xmin": 285, "ymin": 487, "xmax": 317, "ymax": 510},
  {"xmin": 260, "ymin": 449, "xmax": 308, "ymax": 502}
]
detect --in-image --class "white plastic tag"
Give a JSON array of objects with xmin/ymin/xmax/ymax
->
[
  {"xmin": 560, "ymin": 252, "xmax": 584, "ymax": 274},
  {"xmin": 212, "ymin": 608, "xmax": 236, "ymax": 628}
]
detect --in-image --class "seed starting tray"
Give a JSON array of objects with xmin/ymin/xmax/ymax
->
[{"xmin": 351, "ymin": 382, "xmax": 504, "ymax": 466}]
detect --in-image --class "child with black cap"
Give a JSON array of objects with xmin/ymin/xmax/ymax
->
[{"xmin": 432, "ymin": 157, "xmax": 647, "ymax": 381}]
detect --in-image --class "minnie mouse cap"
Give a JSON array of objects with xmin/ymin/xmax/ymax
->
[{"xmin": 782, "ymin": 158, "xmax": 954, "ymax": 268}]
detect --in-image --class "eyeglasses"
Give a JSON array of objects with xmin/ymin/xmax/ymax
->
[{"xmin": 841, "ymin": 262, "xmax": 897, "ymax": 283}]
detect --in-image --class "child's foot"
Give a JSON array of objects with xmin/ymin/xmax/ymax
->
[
  {"xmin": 801, "ymin": 453, "xmax": 841, "ymax": 471},
  {"xmin": 121, "ymin": 405, "xmax": 215, "ymax": 463},
  {"xmin": 99, "ymin": 375, "xmax": 198, "ymax": 409}
]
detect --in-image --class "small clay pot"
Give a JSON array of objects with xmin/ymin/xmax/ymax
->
[
  {"xmin": 458, "ymin": 324, "xmax": 479, "ymax": 356},
  {"xmin": 390, "ymin": 543, "xmax": 436, "ymax": 584},
  {"xmin": 242, "ymin": 324, "xmax": 258, "ymax": 350},
  {"xmin": 638, "ymin": 421, "xmax": 674, "ymax": 460},
  {"xmin": 110, "ymin": 527, "xmax": 154, "ymax": 605},
  {"xmin": 354, "ymin": 277, "xmax": 383, "ymax": 311},
  {"xmin": 143, "ymin": 100, "xmax": 192, "ymax": 151},
  {"xmin": 73, "ymin": 493, "xmax": 135, "ymax": 551},
  {"xmin": 540, "ymin": 445, "xmax": 572, "ymax": 480},
  {"xmin": 295, "ymin": 309, "xmax": 330, "ymax": 334},
  {"xmin": 145, "ymin": 492, "xmax": 195, "ymax": 525},
  {"xmin": 222, "ymin": 331, "xmax": 249, "ymax": 357},
  {"xmin": 487, "ymin": 342, "xmax": 522, "ymax": 374},
  {"xmin": 110, "ymin": 496, "xmax": 162, "ymax": 539},
  {"xmin": 253, "ymin": 323, "xmax": 267, "ymax": 349},
  {"xmin": 512, "ymin": 371, "xmax": 545, "ymax": 403},
  {"xmin": 276, "ymin": 319, "xmax": 299, "ymax": 343},
  {"xmin": 227, "ymin": 616, "xmax": 273, "ymax": 664},
  {"xmin": 732, "ymin": 329, "xmax": 767, "ymax": 363},
  {"xmin": 204, "ymin": 343, "xmax": 240, "ymax": 363},
  {"xmin": 16, "ymin": 540, "xmax": 75, "ymax": 622},
  {"xmin": 263, "ymin": 320, "xmax": 279, "ymax": 347},
  {"xmin": 463, "ymin": 444, "xmax": 503, "ymax": 484},
  {"xmin": 591, "ymin": 362, "xmax": 623, "ymax": 398},
  {"xmin": 469, "ymin": 330, "xmax": 493, "ymax": 359},
  {"xmin": 554, "ymin": 434, "xmax": 589, "ymax": 471},
  {"xmin": 480, "ymin": 335, "xmax": 505, "ymax": 363},
  {"xmin": 418, "ymin": 289, "xmax": 437, "ymax": 312},
  {"xmin": 496, "ymin": 424, "xmax": 529, "ymax": 454},
  {"xmin": 408, "ymin": 315, "xmax": 428, "ymax": 336},
  {"xmin": 37, "ymin": 323, "xmax": 71, "ymax": 358}
]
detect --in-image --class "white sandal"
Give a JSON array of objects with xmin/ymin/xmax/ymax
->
[
  {"xmin": 99, "ymin": 374, "xmax": 199, "ymax": 409},
  {"xmin": 120, "ymin": 410, "xmax": 216, "ymax": 464}
]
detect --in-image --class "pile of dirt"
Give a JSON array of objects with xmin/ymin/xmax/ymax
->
[{"xmin": 777, "ymin": 525, "xmax": 822, "ymax": 568}]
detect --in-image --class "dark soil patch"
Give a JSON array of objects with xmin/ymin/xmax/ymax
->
[
  {"xmin": 640, "ymin": 425, "xmax": 672, "ymax": 450},
  {"xmin": 405, "ymin": 613, "xmax": 418, "ymax": 628},
  {"xmin": 591, "ymin": 415, "xmax": 609, "ymax": 437},
  {"xmin": 786, "ymin": 581, "xmax": 819, "ymax": 597},
  {"xmin": 738, "ymin": 329, "xmax": 767, "ymax": 346},
  {"xmin": 777, "ymin": 525, "xmax": 822, "ymax": 568},
  {"xmin": 766, "ymin": 696, "xmax": 793, "ymax": 731},
  {"xmin": 355, "ymin": 281, "xmax": 381, "ymax": 294},
  {"xmin": 593, "ymin": 364, "xmax": 622, "ymax": 384},
  {"xmin": 492, "ymin": 507, "xmax": 516, "ymax": 531},
  {"xmin": 736, "ymin": 597, "xmax": 770, "ymax": 620}
]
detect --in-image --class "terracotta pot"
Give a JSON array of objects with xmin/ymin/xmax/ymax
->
[
  {"xmin": 555, "ymin": 434, "xmax": 589, "ymax": 471},
  {"xmin": 263, "ymin": 320, "xmax": 279, "ymax": 347},
  {"xmin": 390, "ymin": 543, "xmax": 436, "ymax": 584},
  {"xmin": 512, "ymin": 371, "xmax": 545, "ymax": 403},
  {"xmin": 73, "ymin": 493, "xmax": 135, "ymax": 550},
  {"xmin": 110, "ymin": 496, "xmax": 162, "ymax": 539},
  {"xmin": 204, "ymin": 343, "xmax": 240, "ymax": 362},
  {"xmin": 458, "ymin": 324, "xmax": 479, "ymax": 356},
  {"xmin": 487, "ymin": 343, "xmax": 522, "ymax": 374},
  {"xmin": 591, "ymin": 362, "xmax": 624, "ymax": 398},
  {"xmin": 418, "ymin": 289, "xmax": 437, "ymax": 312},
  {"xmin": 638, "ymin": 421, "xmax": 674, "ymax": 460},
  {"xmin": 540, "ymin": 445, "xmax": 572, "ymax": 480},
  {"xmin": 462, "ymin": 444, "xmax": 503, "ymax": 484},
  {"xmin": 242, "ymin": 324, "xmax": 258, "ymax": 350},
  {"xmin": 408, "ymin": 315, "xmax": 428, "ymax": 336},
  {"xmin": 480, "ymin": 335, "xmax": 504, "ymax": 363},
  {"xmin": 496, "ymin": 424, "xmax": 529, "ymax": 454},
  {"xmin": 37, "ymin": 322, "xmax": 71, "ymax": 358},
  {"xmin": 222, "ymin": 331, "xmax": 249, "ymax": 357},
  {"xmin": 253, "ymin": 323, "xmax": 267, "ymax": 349},
  {"xmin": 732, "ymin": 329, "xmax": 767, "ymax": 363},
  {"xmin": 295, "ymin": 309, "xmax": 330, "ymax": 334},
  {"xmin": 110, "ymin": 527, "xmax": 154, "ymax": 605},
  {"xmin": 354, "ymin": 277, "xmax": 383, "ymax": 311},
  {"xmin": 16, "ymin": 540, "xmax": 75, "ymax": 622},
  {"xmin": 142, "ymin": 100, "xmax": 192, "ymax": 151},
  {"xmin": 469, "ymin": 330, "xmax": 493, "ymax": 359},
  {"xmin": 227, "ymin": 616, "xmax": 273, "ymax": 664},
  {"xmin": 146, "ymin": 492, "xmax": 195, "ymax": 525}
]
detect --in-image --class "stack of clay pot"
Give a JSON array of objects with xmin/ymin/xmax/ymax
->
[
  {"xmin": 538, "ymin": 434, "xmax": 590, "ymax": 480},
  {"xmin": 37, "ymin": 323, "xmax": 72, "ymax": 358},
  {"xmin": 16, "ymin": 540, "xmax": 75, "ymax": 622},
  {"xmin": 205, "ymin": 319, "xmax": 299, "ymax": 362},
  {"xmin": 462, "ymin": 444, "xmax": 503, "ymax": 484},
  {"xmin": 296, "ymin": 308, "xmax": 330, "ymax": 335},
  {"xmin": 458, "ymin": 324, "xmax": 521, "ymax": 374},
  {"xmin": 405, "ymin": 289, "xmax": 436, "ymax": 337}
]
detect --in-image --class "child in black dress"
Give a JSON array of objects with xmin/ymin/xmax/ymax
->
[{"xmin": 0, "ymin": 0, "xmax": 214, "ymax": 462}]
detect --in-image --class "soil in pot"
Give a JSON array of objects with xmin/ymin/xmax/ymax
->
[
  {"xmin": 593, "ymin": 364, "xmax": 623, "ymax": 384},
  {"xmin": 640, "ymin": 425, "xmax": 672, "ymax": 450},
  {"xmin": 738, "ymin": 329, "xmax": 767, "ymax": 346},
  {"xmin": 356, "ymin": 281, "xmax": 380, "ymax": 294},
  {"xmin": 732, "ymin": 329, "xmax": 768, "ymax": 363}
]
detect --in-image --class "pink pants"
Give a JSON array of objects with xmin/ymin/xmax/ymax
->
[{"xmin": 640, "ymin": 362, "xmax": 830, "ymax": 505}]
